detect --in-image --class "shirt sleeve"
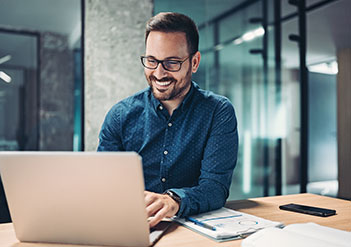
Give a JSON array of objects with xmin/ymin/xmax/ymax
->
[
  {"xmin": 97, "ymin": 105, "xmax": 124, "ymax": 151},
  {"xmin": 170, "ymin": 98, "xmax": 239, "ymax": 217}
]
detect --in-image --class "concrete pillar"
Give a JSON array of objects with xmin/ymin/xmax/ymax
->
[
  {"xmin": 40, "ymin": 32, "xmax": 74, "ymax": 151},
  {"xmin": 337, "ymin": 48, "xmax": 351, "ymax": 200},
  {"xmin": 84, "ymin": 0, "xmax": 153, "ymax": 151}
]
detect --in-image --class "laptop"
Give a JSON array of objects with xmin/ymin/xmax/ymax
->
[{"xmin": 0, "ymin": 152, "xmax": 171, "ymax": 247}]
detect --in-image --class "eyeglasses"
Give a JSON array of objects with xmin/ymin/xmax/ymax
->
[{"xmin": 140, "ymin": 55, "xmax": 192, "ymax": 72}]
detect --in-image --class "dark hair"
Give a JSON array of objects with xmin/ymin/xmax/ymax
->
[{"xmin": 145, "ymin": 12, "xmax": 199, "ymax": 55}]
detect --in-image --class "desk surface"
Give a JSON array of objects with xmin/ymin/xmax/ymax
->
[{"xmin": 0, "ymin": 193, "xmax": 350, "ymax": 247}]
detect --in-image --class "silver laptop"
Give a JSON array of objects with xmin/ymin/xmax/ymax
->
[{"xmin": 0, "ymin": 152, "xmax": 170, "ymax": 247}]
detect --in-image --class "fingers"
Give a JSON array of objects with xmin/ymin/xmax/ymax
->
[
  {"xmin": 148, "ymin": 207, "xmax": 168, "ymax": 228},
  {"xmin": 144, "ymin": 191, "xmax": 157, "ymax": 208},
  {"xmin": 145, "ymin": 192, "xmax": 168, "ymax": 217},
  {"xmin": 144, "ymin": 191, "xmax": 179, "ymax": 228},
  {"xmin": 146, "ymin": 196, "xmax": 163, "ymax": 217}
]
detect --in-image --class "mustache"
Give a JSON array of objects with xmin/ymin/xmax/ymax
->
[{"xmin": 149, "ymin": 75, "xmax": 176, "ymax": 83}]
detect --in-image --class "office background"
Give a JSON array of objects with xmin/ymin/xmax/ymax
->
[{"xmin": 0, "ymin": 0, "xmax": 350, "ymax": 223}]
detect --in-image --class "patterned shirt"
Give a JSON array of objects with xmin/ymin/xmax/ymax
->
[{"xmin": 97, "ymin": 81, "xmax": 238, "ymax": 217}]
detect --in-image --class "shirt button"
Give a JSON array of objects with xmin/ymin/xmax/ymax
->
[
  {"xmin": 161, "ymin": 178, "xmax": 166, "ymax": 183},
  {"xmin": 164, "ymin": 150, "xmax": 168, "ymax": 155},
  {"xmin": 159, "ymin": 105, "xmax": 163, "ymax": 110},
  {"xmin": 168, "ymin": 122, "xmax": 172, "ymax": 127}
]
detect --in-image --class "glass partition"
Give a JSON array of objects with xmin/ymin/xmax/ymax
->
[
  {"xmin": 154, "ymin": 0, "xmax": 347, "ymax": 200},
  {"xmin": 0, "ymin": 32, "xmax": 38, "ymax": 151},
  {"xmin": 0, "ymin": 0, "xmax": 82, "ymax": 152},
  {"xmin": 155, "ymin": 0, "xmax": 275, "ymax": 200},
  {"xmin": 0, "ymin": 0, "xmax": 83, "ymax": 223}
]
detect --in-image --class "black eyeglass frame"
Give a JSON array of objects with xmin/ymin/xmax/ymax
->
[{"xmin": 140, "ymin": 54, "xmax": 194, "ymax": 72}]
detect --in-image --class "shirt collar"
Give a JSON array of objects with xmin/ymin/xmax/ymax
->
[
  {"xmin": 149, "ymin": 81, "xmax": 197, "ymax": 112},
  {"xmin": 179, "ymin": 81, "xmax": 196, "ymax": 112},
  {"xmin": 150, "ymin": 88, "xmax": 162, "ymax": 111}
]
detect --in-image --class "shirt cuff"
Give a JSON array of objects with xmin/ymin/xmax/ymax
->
[{"xmin": 168, "ymin": 188, "xmax": 187, "ymax": 217}]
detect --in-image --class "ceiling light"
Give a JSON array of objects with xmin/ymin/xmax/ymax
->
[
  {"xmin": 0, "ymin": 55, "xmax": 12, "ymax": 65},
  {"xmin": 242, "ymin": 31, "xmax": 255, "ymax": 42},
  {"xmin": 253, "ymin": 27, "xmax": 265, "ymax": 37},
  {"xmin": 0, "ymin": 71, "xmax": 12, "ymax": 83},
  {"xmin": 214, "ymin": 44, "xmax": 224, "ymax": 51},
  {"xmin": 240, "ymin": 27, "xmax": 265, "ymax": 43},
  {"xmin": 233, "ymin": 38, "xmax": 243, "ymax": 45}
]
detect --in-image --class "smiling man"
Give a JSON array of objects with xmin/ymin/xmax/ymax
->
[{"xmin": 97, "ymin": 12, "xmax": 238, "ymax": 227}]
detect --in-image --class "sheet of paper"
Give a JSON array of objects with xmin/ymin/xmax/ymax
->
[
  {"xmin": 242, "ymin": 223, "xmax": 351, "ymax": 247},
  {"xmin": 175, "ymin": 208, "xmax": 283, "ymax": 240},
  {"xmin": 284, "ymin": 223, "xmax": 351, "ymax": 247}
]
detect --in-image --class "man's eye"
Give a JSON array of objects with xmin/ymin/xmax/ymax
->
[
  {"xmin": 165, "ymin": 60, "xmax": 180, "ymax": 65},
  {"xmin": 147, "ymin": 59, "xmax": 157, "ymax": 64},
  {"xmin": 164, "ymin": 60, "xmax": 180, "ymax": 69}
]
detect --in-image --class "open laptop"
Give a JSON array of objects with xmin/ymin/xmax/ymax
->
[{"xmin": 0, "ymin": 152, "xmax": 171, "ymax": 247}]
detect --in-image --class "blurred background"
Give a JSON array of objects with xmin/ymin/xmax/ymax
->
[{"xmin": 0, "ymin": 0, "xmax": 350, "ymax": 223}]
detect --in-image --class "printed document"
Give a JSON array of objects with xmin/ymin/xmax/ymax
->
[{"xmin": 175, "ymin": 207, "xmax": 283, "ymax": 242}]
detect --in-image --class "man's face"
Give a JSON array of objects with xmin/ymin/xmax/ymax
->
[{"xmin": 144, "ymin": 31, "xmax": 195, "ymax": 102}]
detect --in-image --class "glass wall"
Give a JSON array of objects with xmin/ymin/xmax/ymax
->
[
  {"xmin": 154, "ymin": 0, "xmax": 349, "ymax": 200},
  {"xmin": 0, "ymin": 32, "xmax": 38, "ymax": 151},
  {"xmin": 0, "ymin": 0, "xmax": 82, "ymax": 151},
  {"xmin": 155, "ymin": 0, "xmax": 277, "ymax": 200},
  {"xmin": 0, "ymin": 0, "xmax": 82, "ymax": 222},
  {"xmin": 304, "ymin": 0, "xmax": 344, "ymax": 196}
]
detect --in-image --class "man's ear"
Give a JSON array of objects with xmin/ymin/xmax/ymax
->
[{"xmin": 191, "ymin": 51, "xmax": 201, "ymax": 73}]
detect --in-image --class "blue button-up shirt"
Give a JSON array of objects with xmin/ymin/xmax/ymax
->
[{"xmin": 97, "ymin": 82, "xmax": 238, "ymax": 217}]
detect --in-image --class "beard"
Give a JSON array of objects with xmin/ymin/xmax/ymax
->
[{"xmin": 146, "ymin": 66, "xmax": 192, "ymax": 101}]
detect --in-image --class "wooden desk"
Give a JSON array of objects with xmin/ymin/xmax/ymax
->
[{"xmin": 0, "ymin": 193, "xmax": 349, "ymax": 247}]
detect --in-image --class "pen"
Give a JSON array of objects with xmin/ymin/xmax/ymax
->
[{"xmin": 186, "ymin": 217, "xmax": 216, "ymax": 231}]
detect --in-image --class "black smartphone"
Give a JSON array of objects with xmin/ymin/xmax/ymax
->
[{"xmin": 279, "ymin": 203, "xmax": 336, "ymax": 217}]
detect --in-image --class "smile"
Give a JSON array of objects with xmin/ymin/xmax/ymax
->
[{"xmin": 155, "ymin": 80, "xmax": 172, "ymax": 87}]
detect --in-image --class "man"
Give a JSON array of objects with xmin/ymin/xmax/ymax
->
[{"xmin": 98, "ymin": 12, "xmax": 238, "ymax": 227}]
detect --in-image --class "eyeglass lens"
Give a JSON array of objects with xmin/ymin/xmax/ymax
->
[{"xmin": 141, "ymin": 57, "xmax": 187, "ymax": 72}]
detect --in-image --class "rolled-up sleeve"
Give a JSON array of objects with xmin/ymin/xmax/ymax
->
[{"xmin": 171, "ymin": 98, "xmax": 238, "ymax": 217}]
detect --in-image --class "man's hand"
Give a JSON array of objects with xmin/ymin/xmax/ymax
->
[{"xmin": 144, "ymin": 191, "xmax": 180, "ymax": 228}]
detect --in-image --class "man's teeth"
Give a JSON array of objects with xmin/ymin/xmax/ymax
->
[{"xmin": 155, "ymin": 81, "xmax": 171, "ymax": 86}]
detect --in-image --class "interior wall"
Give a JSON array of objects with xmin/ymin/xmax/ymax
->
[{"xmin": 84, "ymin": 0, "xmax": 153, "ymax": 151}]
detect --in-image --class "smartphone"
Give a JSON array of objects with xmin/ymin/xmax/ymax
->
[{"xmin": 279, "ymin": 203, "xmax": 336, "ymax": 217}]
